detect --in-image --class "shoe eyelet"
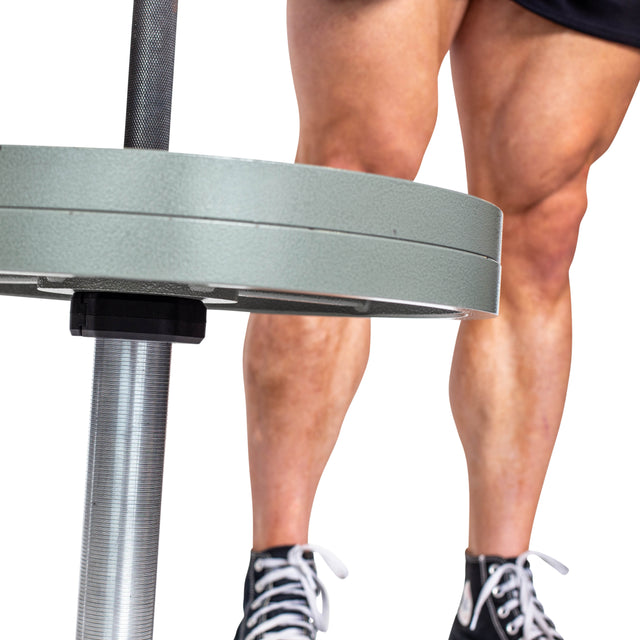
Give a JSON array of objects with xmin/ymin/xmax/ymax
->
[
  {"xmin": 255, "ymin": 583, "xmax": 264, "ymax": 594},
  {"xmin": 497, "ymin": 607, "xmax": 507, "ymax": 618},
  {"xmin": 489, "ymin": 564, "xmax": 498, "ymax": 575},
  {"xmin": 506, "ymin": 622, "xmax": 517, "ymax": 635},
  {"xmin": 254, "ymin": 559, "xmax": 265, "ymax": 572},
  {"xmin": 492, "ymin": 587, "xmax": 502, "ymax": 597}
]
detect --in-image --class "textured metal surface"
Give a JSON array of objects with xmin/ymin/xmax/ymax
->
[
  {"xmin": 124, "ymin": 0, "xmax": 177, "ymax": 150},
  {"xmin": 76, "ymin": 4, "xmax": 178, "ymax": 639},
  {"xmin": 0, "ymin": 146, "xmax": 502, "ymax": 317},
  {"xmin": 77, "ymin": 339, "xmax": 171, "ymax": 640}
]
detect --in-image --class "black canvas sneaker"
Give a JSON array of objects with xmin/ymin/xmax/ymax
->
[
  {"xmin": 449, "ymin": 551, "xmax": 568, "ymax": 640},
  {"xmin": 234, "ymin": 544, "xmax": 348, "ymax": 640}
]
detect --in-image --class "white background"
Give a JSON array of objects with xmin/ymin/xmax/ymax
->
[{"xmin": 0, "ymin": 1, "xmax": 638, "ymax": 638}]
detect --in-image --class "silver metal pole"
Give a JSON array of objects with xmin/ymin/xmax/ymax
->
[
  {"xmin": 76, "ymin": 339, "xmax": 171, "ymax": 640},
  {"xmin": 76, "ymin": 1, "xmax": 179, "ymax": 637}
]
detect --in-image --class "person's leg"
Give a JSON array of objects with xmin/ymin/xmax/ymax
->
[
  {"xmin": 448, "ymin": 2, "xmax": 640, "ymax": 636},
  {"xmin": 450, "ymin": 0, "xmax": 640, "ymax": 558},
  {"xmin": 245, "ymin": 0, "xmax": 469, "ymax": 553},
  {"xmin": 244, "ymin": 314, "xmax": 370, "ymax": 550},
  {"xmin": 237, "ymin": 2, "xmax": 469, "ymax": 638}
]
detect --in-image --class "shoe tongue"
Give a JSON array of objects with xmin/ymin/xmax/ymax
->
[
  {"xmin": 481, "ymin": 553, "xmax": 519, "ymax": 564},
  {"xmin": 253, "ymin": 545, "xmax": 317, "ymax": 637},
  {"xmin": 470, "ymin": 553, "xmax": 531, "ymax": 571},
  {"xmin": 256, "ymin": 545, "xmax": 315, "ymax": 563},
  {"xmin": 259, "ymin": 545, "xmax": 295, "ymax": 559},
  {"xmin": 254, "ymin": 544, "xmax": 316, "ymax": 591}
]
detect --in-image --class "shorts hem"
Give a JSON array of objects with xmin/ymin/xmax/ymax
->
[{"xmin": 511, "ymin": 0, "xmax": 640, "ymax": 49}]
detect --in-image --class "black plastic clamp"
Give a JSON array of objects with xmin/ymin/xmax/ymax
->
[{"xmin": 70, "ymin": 292, "xmax": 206, "ymax": 343}]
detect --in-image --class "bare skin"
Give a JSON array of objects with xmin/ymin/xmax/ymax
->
[
  {"xmin": 244, "ymin": 0, "xmax": 640, "ymax": 556},
  {"xmin": 245, "ymin": 315, "xmax": 370, "ymax": 549},
  {"xmin": 450, "ymin": 0, "xmax": 640, "ymax": 555},
  {"xmin": 245, "ymin": 0, "xmax": 466, "ymax": 550}
]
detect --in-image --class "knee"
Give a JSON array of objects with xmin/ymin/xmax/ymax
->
[
  {"xmin": 296, "ymin": 113, "xmax": 433, "ymax": 181},
  {"xmin": 502, "ymin": 185, "xmax": 587, "ymax": 306},
  {"xmin": 484, "ymin": 140, "xmax": 595, "ymax": 305}
]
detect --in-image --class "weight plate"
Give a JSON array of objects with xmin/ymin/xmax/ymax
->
[{"xmin": 0, "ymin": 146, "xmax": 502, "ymax": 317}]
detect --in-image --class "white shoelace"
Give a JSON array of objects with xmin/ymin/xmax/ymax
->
[
  {"xmin": 469, "ymin": 551, "xmax": 568, "ymax": 640},
  {"xmin": 244, "ymin": 544, "xmax": 348, "ymax": 640}
]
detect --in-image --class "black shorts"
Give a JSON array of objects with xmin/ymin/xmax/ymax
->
[{"xmin": 511, "ymin": 0, "xmax": 640, "ymax": 48}]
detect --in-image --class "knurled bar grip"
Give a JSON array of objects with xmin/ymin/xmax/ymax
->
[
  {"xmin": 76, "ymin": 1, "xmax": 178, "ymax": 639},
  {"xmin": 124, "ymin": 0, "xmax": 178, "ymax": 151}
]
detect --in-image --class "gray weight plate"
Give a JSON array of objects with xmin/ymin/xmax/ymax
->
[{"xmin": 0, "ymin": 145, "xmax": 502, "ymax": 318}]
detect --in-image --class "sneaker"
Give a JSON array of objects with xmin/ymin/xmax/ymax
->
[
  {"xmin": 234, "ymin": 544, "xmax": 348, "ymax": 640},
  {"xmin": 449, "ymin": 550, "xmax": 568, "ymax": 640}
]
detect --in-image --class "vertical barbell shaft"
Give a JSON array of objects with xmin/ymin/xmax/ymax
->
[
  {"xmin": 76, "ymin": 340, "xmax": 171, "ymax": 640},
  {"xmin": 76, "ymin": 2, "xmax": 179, "ymax": 639},
  {"xmin": 124, "ymin": 0, "xmax": 178, "ymax": 151}
]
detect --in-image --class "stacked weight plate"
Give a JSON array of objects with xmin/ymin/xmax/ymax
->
[{"xmin": 0, "ymin": 145, "xmax": 501, "ymax": 318}]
